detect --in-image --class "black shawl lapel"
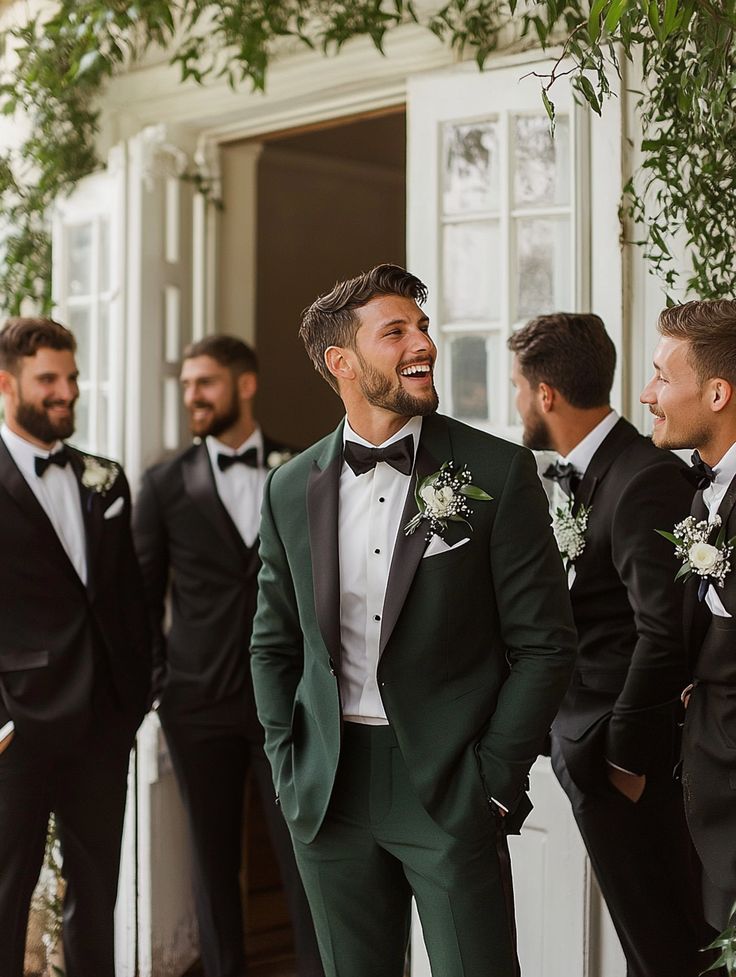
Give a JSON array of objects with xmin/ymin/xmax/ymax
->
[
  {"xmin": 572, "ymin": 417, "xmax": 639, "ymax": 516},
  {"xmin": 0, "ymin": 437, "xmax": 82, "ymax": 583},
  {"xmin": 682, "ymin": 491, "xmax": 709, "ymax": 660},
  {"xmin": 182, "ymin": 442, "xmax": 247, "ymax": 560},
  {"xmin": 379, "ymin": 414, "xmax": 448, "ymax": 655},
  {"xmin": 67, "ymin": 447, "xmax": 103, "ymax": 595},
  {"xmin": 716, "ymin": 471, "xmax": 736, "ymax": 530},
  {"xmin": 307, "ymin": 424, "xmax": 344, "ymax": 667}
]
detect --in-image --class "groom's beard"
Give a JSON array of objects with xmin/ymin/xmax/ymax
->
[
  {"xmin": 357, "ymin": 355, "xmax": 439, "ymax": 418},
  {"xmin": 16, "ymin": 394, "xmax": 75, "ymax": 443},
  {"xmin": 188, "ymin": 387, "xmax": 240, "ymax": 439}
]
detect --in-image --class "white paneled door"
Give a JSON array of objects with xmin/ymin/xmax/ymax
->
[{"xmin": 407, "ymin": 61, "xmax": 625, "ymax": 977}]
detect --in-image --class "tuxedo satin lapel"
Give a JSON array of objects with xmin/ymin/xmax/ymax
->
[
  {"xmin": 307, "ymin": 428, "xmax": 343, "ymax": 667},
  {"xmin": 715, "ymin": 472, "xmax": 736, "ymax": 530},
  {"xmin": 572, "ymin": 418, "xmax": 638, "ymax": 516},
  {"xmin": 683, "ymin": 490, "xmax": 711, "ymax": 663},
  {"xmin": 182, "ymin": 443, "xmax": 245, "ymax": 559},
  {"xmin": 0, "ymin": 438, "xmax": 81, "ymax": 579},
  {"xmin": 67, "ymin": 448, "xmax": 102, "ymax": 593},
  {"xmin": 379, "ymin": 416, "xmax": 447, "ymax": 656}
]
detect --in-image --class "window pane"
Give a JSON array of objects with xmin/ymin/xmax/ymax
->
[
  {"xmin": 67, "ymin": 223, "xmax": 93, "ymax": 297},
  {"xmin": 443, "ymin": 222, "xmax": 500, "ymax": 322},
  {"xmin": 74, "ymin": 391, "xmax": 91, "ymax": 452},
  {"xmin": 97, "ymin": 391, "xmax": 109, "ymax": 454},
  {"xmin": 514, "ymin": 115, "xmax": 570, "ymax": 208},
  {"xmin": 450, "ymin": 334, "xmax": 490, "ymax": 421},
  {"xmin": 443, "ymin": 121, "xmax": 500, "ymax": 214},
  {"xmin": 99, "ymin": 218, "xmax": 111, "ymax": 292},
  {"xmin": 516, "ymin": 217, "xmax": 571, "ymax": 320},
  {"xmin": 98, "ymin": 302, "xmax": 110, "ymax": 382},
  {"xmin": 67, "ymin": 306, "xmax": 91, "ymax": 379}
]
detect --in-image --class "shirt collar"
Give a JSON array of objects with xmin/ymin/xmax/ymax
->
[
  {"xmin": 711, "ymin": 441, "xmax": 736, "ymax": 489},
  {"xmin": 1, "ymin": 422, "xmax": 65, "ymax": 478},
  {"xmin": 561, "ymin": 410, "xmax": 619, "ymax": 478},
  {"xmin": 343, "ymin": 415, "xmax": 423, "ymax": 455},
  {"xmin": 206, "ymin": 427, "xmax": 263, "ymax": 467}
]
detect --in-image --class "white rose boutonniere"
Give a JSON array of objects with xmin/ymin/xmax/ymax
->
[
  {"xmin": 552, "ymin": 501, "xmax": 591, "ymax": 571},
  {"xmin": 81, "ymin": 456, "xmax": 119, "ymax": 496},
  {"xmin": 266, "ymin": 450, "xmax": 295, "ymax": 470},
  {"xmin": 404, "ymin": 461, "xmax": 492, "ymax": 538},
  {"xmin": 657, "ymin": 515, "xmax": 736, "ymax": 601}
]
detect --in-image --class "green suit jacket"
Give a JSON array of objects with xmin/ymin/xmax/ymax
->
[{"xmin": 250, "ymin": 413, "xmax": 577, "ymax": 843}]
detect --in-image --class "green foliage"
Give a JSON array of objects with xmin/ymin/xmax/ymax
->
[
  {"xmin": 703, "ymin": 901, "xmax": 736, "ymax": 976},
  {"xmin": 0, "ymin": 0, "xmax": 734, "ymax": 314}
]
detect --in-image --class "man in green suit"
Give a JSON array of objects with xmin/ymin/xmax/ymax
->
[{"xmin": 250, "ymin": 264, "xmax": 576, "ymax": 977}]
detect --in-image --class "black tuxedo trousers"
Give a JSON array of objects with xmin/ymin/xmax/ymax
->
[{"xmin": 0, "ymin": 706, "xmax": 135, "ymax": 977}]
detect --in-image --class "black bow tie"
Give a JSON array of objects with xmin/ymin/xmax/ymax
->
[
  {"xmin": 217, "ymin": 447, "xmax": 259, "ymax": 472},
  {"xmin": 34, "ymin": 447, "xmax": 69, "ymax": 477},
  {"xmin": 343, "ymin": 435, "xmax": 414, "ymax": 477},
  {"xmin": 543, "ymin": 460, "xmax": 581, "ymax": 498},
  {"xmin": 687, "ymin": 450, "xmax": 717, "ymax": 490}
]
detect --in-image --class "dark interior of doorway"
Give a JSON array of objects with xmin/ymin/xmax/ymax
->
[{"xmin": 255, "ymin": 109, "xmax": 407, "ymax": 450}]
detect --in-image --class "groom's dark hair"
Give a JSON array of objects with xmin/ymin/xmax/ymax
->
[
  {"xmin": 658, "ymin": 300, "xmax": 736, "ymax": 387},
  {"xmin": 0, "ymin": 317, "xmax": 76, "ymax": 374},
  {"xmin": 507, "ymin": 312, "xmax": 616, "ymax": 409},
  {"xmin": 299, "ymin": 264, "xmax": 428, "ymax": 393}
]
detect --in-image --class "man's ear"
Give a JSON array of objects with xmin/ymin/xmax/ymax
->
[
  {"xmin": 539, "ymin": 381, "xmax": 556, "ymax": 414},
  {"xmin": 237, "ymin": 371, "xmax": 257, "ymax": 402},
  {"xmin": 709, "ymin": 377, "xmax": 733, "ymax": 414},
  {"xmin": 324, "ymin": 346, "xmax": 356, "ymax": 384},
  {"xmin": 0, "ymin": 369, "xmax": 15, "ymax": 398}
]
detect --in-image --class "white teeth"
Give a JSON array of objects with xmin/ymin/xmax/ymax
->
[{"xmin": 401, "ymin": 364, "xmax": 431, "ymax": 376}]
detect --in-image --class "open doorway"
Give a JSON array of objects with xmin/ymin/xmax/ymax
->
[
  {"xmin": 221, "ymin": 109, "xmax": 406, "ymax": 449},
  {"xmin": 213, "ymin": 108, "xmax": 406, "ymax": 975}
]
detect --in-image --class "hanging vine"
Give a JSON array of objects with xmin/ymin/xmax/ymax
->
[{"xmin": 0, "ymin": 0, "xmax": 734, "ymax": 315}]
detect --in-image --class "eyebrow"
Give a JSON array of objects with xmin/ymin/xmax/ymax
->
[{"xmin": 380, "ymin": 315, "xmax": 430, "ymax": 329}]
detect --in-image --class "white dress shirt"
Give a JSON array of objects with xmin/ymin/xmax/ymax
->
[
  {"xmin": 1, "ymin": 423, "xmax": 87, "ymax": 584},
  {"xmin": 702, "ymin": 441, "xmax": 736, "ymax": 618},
  {"xmin": 557, "ymin": 410, "xmax": 619, "ymax": 588},
  {"xmin": 338, "ymin": 415, "xmax": 423, "ymax": 724},
  {"xmin": 206, "ymin": 428, "xmax": 267, "ymax": 549}
]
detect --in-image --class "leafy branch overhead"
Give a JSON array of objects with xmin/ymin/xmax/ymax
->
[{"xmin": 0, "ymin": 0, "xmax": 734, "ymax": 314}]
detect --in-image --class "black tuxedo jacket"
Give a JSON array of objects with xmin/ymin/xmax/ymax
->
[
  {"xmin": 0, "ymin": 439, "xmax": 151, "ymax": 748},
  {"xmin": 133, "ymin": 436, "xmax": 291, "ymax": 723},
  {"xmin": 551, "ymin": 418, "xmax": 694, "ymax": 789},
  {"xmin": 682, "ymin": 470, "xmax": 736, "ymax": 893}
]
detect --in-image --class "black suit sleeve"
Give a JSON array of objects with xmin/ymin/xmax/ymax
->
[
  {"xmin": 606, "ymin": 460, "xmax": 693, "ymax": 773},
  {"xmin": 116, "ymin": 472, "xmax": 153, "ymax": 701},
  {"xmin": 132, "ymin": 470, "xmax": 170, "ymax": 699}
]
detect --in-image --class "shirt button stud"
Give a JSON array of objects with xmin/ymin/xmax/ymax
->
[{"xmin": 374, "ymin": 614, "xmax": 381, "ymax": 622}]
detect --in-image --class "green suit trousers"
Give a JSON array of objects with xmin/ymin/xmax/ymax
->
[{"xmin": 291, "ymin": 723, "xmax": 520, "ymax": 977}]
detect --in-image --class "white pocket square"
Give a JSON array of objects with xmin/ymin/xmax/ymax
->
[
  {"xmin": 103, "ymin": 497, "xmax": 124, "ymax": 520},
  {"xmin": 422, "ymin": 535, "xmax": 470, "ymax": 559}
]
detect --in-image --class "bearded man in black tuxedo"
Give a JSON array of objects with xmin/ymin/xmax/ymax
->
[
  {"xmin": 641, "ymin": 299, "xmax": 736, "ymax": 931},
  {"xmin": 133, "ymin": 335, "xmax": 322, "ymax": 977},
  {"xmin": 509, "ymin": 313, "xmax": 712, "ymax": 977},
  {"xmin": 0, "ymin": 317, "xmax": 150, "ymax": 977}
]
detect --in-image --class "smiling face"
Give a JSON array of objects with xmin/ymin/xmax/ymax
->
[
  {"xmin": 640, "ymin": 336, "xmax": 712, "ymax": 450},
  {"xmin": 348, "ymin": 294, "xmax": 439, "ymax": 418},
  {"xmin": 0, "ymin": 347, "xmax": 78, "ymax": 448},
  {"xmin": 180, "ymin": 354, "xmax": 247, "ymax": 439}
]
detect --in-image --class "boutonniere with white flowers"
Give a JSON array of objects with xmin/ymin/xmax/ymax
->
[
  {"xmin": 553, "ymin": 501, "xmax": 591, "ymax": 571},
  {"xmin": 81, "ymin": 456, "xmax": 119, "ymax": 495},
  {"xmin": 657, "ymin": 515, "xmax": 736, "ymax": 601},
  {"xmin": 404, "ymin": 461, "xmax": 492, "ymax": 539},
  {"xmin": 266, "ymin": 450, "xmax": 295, "ymax": 470}
]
